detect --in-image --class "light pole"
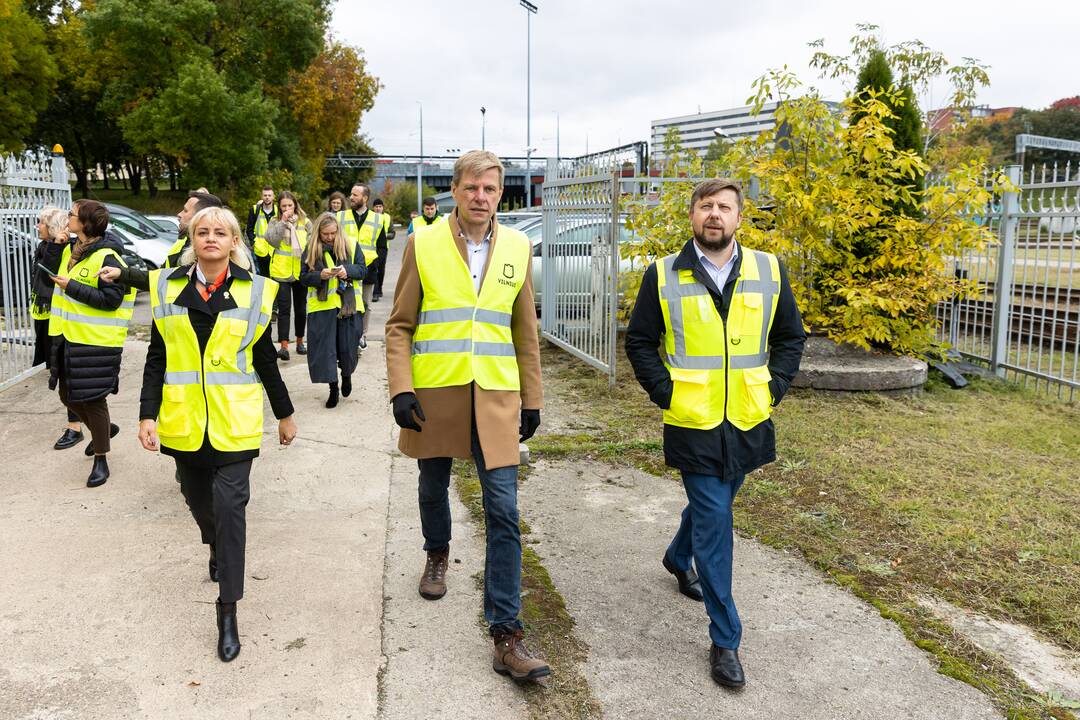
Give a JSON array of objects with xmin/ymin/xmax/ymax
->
[
  {"xmin": 520, "ymin": 0, "xmax": 537, "ymax": 207},
  {"xmin": 417, "ymin": 102, "xmax": 424, "ymax": 215},
  {"xmin": 481, "ymin": 106, "xmax": 486, "ymax": 150}
]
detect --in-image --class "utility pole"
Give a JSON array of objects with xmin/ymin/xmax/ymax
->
[
  {"xmin": 520, "ymin": 0, "xmax": 537, "ymax": 207},
  {"xmin": 556, "ymin": 113, "xmax": 560, "ymax": 162},
  {"xmin": 417, "ymin": 102, "xmax": 424, "ymax": 215}
]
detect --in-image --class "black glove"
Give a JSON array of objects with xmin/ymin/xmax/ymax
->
[
  {"xmin": 519, "ymin": 408, "xmax": 541, "ymax": 441},
  {"xmin": 392, "ymin": 392, "xmax": 426, "ymax": 432}
]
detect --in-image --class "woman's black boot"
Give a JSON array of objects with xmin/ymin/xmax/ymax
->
[
  {"xmin": 326, "ymin": 382, "xmax": 339, "ymax": 408},
  {"xmin": 341, "ymin": 373, "xmax": 352, "ymax": 397},
  {"xmin": 87, "ymin": 455, "xmax": 109, "ymax": 488},
  {"xmin": 216, "ymin": 600, "xmax": 241, "ymax": 662}
]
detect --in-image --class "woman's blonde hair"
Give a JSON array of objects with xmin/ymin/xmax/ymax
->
[
  {"xmin": 306, "ymin": 212, "xmax": 348, "ymax": 269},
  {"xmin": 39, "ymin": 207, "xmax": 68, "ymax": 240},
  {"xmin": 180, "ymin": 206, "xmax": 252, "ymax": 270}
]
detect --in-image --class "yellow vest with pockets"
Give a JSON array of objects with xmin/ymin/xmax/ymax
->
[
  {"xmin": 149, "ymin": 268, "xmax": 278, "ymax": 452},
  {"xmin": 336, "ymin": 209, "xmax": 382, "ymax": 266},
  {"xmin": 657, "ymin": 247, "xmax": 780, "ymax": 431},
  {"xmin": 48, "ymin": 244, "xmax": 137, "ymax": 347},
  {"xmin": 412, "ymin": 222, "xmax": 530, "ymax": 391}
]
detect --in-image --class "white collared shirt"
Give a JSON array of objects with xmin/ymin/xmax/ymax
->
[
  {"xmin": 693, "ymin": 240, "xmax": 739, "ymax": 292},
  {"xmin": 461, "ymin": 226, "xmax": 493, "ymax": 293}
]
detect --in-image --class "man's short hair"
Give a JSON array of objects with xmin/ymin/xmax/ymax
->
[
  {"xmin": 188, "ymin": 190, "xmax": 223, "ymax": 213},
  {"xmin": 76, "ymin": 199, "xmax": 109, "ymax": 238},
  {"xmin": 452, "ymin": 150, "xmax": 504, "ymax": 187},
  {"xmin": 372, "ymin": 198, "xmax": 384, "ymax": 207},
  {"xmin": 352, "ymin": 183, "xmax": 369, "ymax": 197},
  {"xmin": 690, "ymin": 179, "xmax": 743, "ymax": 213},
  {"xmin": 261, "ymin": 185, "xmax": 274, "ymax": 193},
  {"xmin": 422, "ymin": 197, "xmax": 437, "ymax": 207}
]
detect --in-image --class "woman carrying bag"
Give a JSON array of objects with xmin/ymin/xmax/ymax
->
[
  {"xmin": 138, "ymin": 206, "xmax": 298, "ymax": 662},
  {"xmin": 47, "ymin": 200, "xmax": 136, "ymax": 487},
  {"xmin": 299, "ymin": 212, "xmax": 365, "ymax": 408},
  {"xmin": 263, "ymin": 191, "xmax": 311, "ymax": 360}
]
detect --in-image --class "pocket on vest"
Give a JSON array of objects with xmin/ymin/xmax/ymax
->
[
  {"xmin": 667, "ymin": 367, "xmax": 711, "ymax": 426},
  {"xmin": 728, "ymin": 365, "xmax": 772, "ymax": 430},
  {"xmin": 222, "ymin": 384, "xmax": 264, "ymax": 439},
  {"xmin": 158, "ymin": 384, "xmax": 190, "ymax": 437}
]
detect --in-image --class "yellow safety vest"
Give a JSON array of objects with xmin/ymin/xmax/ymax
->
[
  {"xmin": 380, "ymin": 213, "xmax": 392, "ymax": 235},
  {"xmin": 251, "ymin": 203, "xmax": 280, "ymax": 258},
  {"xmin": 411, "ymin": 214, "xmax": 444, "ymax": 234},
  {"xmin": 48, "ymin": 245, "xmax": 137, "ymax": 347},
  {"xmin": 412, "ymin": 222, "xmax": 530, "ymax": 391},
  {"xmin": 336, "ymin": 209, "xmax": 382, "ymax": 266},
  {"xmin": 149, "ymin": 268, "xmax": 278, "ymax": 452},
  {"xmin": 657, "ymin": 247, "xmax": 780, "ymax": 431},
  {"xmin": 306, "ymin": 250, "xmax": 349, "ymax": 314},
  {"xmin": 164, "ymin": 236, "xmax": 189, "ymax": 269},
  {"xmin": 268, "ymin": 223, "xmax": 309, "ymax": 281}
]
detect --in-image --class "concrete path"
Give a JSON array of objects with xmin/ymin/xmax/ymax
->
[{"xmin": 517, "ymin": 458, "xmax": 1003, "ymax": 719}]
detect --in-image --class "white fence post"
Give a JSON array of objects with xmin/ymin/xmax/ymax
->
[{"xmin": 989, "ymin": 164, "xmax": 1021, "ymax": 377}]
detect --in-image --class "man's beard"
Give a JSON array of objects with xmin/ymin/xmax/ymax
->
[
  {"xmin": 693, "ymin": 228, "xmax": 735, "ymax": 252},
  {"xmin": 351, "ymin": 199, "xmax": 365, "ymax": 210}
]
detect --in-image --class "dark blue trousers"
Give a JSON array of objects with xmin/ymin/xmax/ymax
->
[{"xmin": 666, "ymin": 472, "xmax": 745, "ymax": 649}]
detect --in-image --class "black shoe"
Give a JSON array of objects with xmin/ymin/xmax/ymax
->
[
  {"xmin": 277, "ymin": 347, "xmax": 290, "ymax": 361},
  {"xmin": 663, "ymin": 554, "xmax": 704, "ymax": 602},
  {"xmin": 326, "ymin": 383, "xmax": 339, "ymax": 408},
  {"xmin": 209, "ymin": 544, "xmax": 218, "ymax": 582},
  {"xmin": 295, "ymin": 341, "xmax": 307, "ymax": 355},
  {"xmin": 54, "ymin": 428, "xmax": 84, "ymax": 450},
  {"xmin": 710, "ymin": 645, "xmax": 745, "ymax": 689},
  {"xmin": 372, "ymin": 293, "xmax": 381, "ymax": 302},
  {"xmin": 85, "ymin": 423, "xmax": 120, "ymax": 457},
  {"xmin": 341, "ymin": 374, "xmax": 352, "ymax": 397},
  {"xmin": 216, "ymin": 600, "xmax": 241, "ymax": 662},
  {"xmin": 86, "ymin": 455, "xmax": 109, "ymax": 488}
]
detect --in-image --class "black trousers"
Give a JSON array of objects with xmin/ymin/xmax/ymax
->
[
  {"xmin": 375, "ymin": 248, "xmax": 388, "ymax": 295},
  {"xmin": 275, "ymin": 280, "xmax": 307, "ymax": 343},
  {"xmin": 176, "ymin": 458, "xmax": 252, "ymax": 603}
]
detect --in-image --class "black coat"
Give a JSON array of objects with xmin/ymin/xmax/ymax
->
[
  {"xmin": 48, "ymin": 237, "xmax": 132, "ymax": 403},
  {"xmin": 298, "ymin": 243, "xmax": 365, "ymax": 383},
  {"xmin": 625, "ymin": 239, "xmax": 806, "ymax": 479},
  {"xmin": 139, "ymin": 262, "xmax": 294, "ymax": 468}
]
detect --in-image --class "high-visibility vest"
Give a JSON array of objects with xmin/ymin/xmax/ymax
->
[
  {"xmin": 410, "ymin": 214, "xmax": 444, "ymax": 234},
  {"xmin": 251, "ymin": 203, "xmax": 279, "ymax": 257},
  {"xmin": 379, "ymin": 213, "xmax": 392, "ymax": 236},
  {"xmin": 336, "ymin": 209, "xmax": 382, "ymax": 266},
  {"xmin": 149, "ymin": 268, "xmax": 278, "ymax": 452},
  {"xmin": 656, "ymin": 247, "xmax": 780, "ymax": 431},
  {"xmin": 411, "ymin": 221, "xmax": 530, "ymax": 391},
  {"xmin": 306, "ymin": 250, "xmax": 348, "ymax": 314},
  {"xmin": 164, "ymin": 235, "xmax": 189, "ymax": 269},
  {"xmin": 48, "ymin": 244, "xmax": 137, "ymax": 347},
  {"xmin": 268, "ymin": 223, "xmax": 309, "ymax": 281}
]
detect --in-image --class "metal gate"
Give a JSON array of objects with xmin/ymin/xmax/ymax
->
[
  {"xmin": 539, "ymin": 145, "xmax": 645, "ymax": 386},
  {"xmin": 936, "ymin": 163, "xmax": 1080, "ymax": 400},
  {"xmin": 0, "ymin": 149, "xmax": 71, "ymax": 389}
]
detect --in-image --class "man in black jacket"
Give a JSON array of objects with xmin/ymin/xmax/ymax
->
[{"xmin": 625, "ymin": 179, "xmax": 805, "ymax": 690}]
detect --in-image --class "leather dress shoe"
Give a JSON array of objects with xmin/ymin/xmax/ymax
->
[
  {"xmin": 209, "ymin": 545, "xmax": 218, "ymax": 582},
  {"xmin": 84, "ymin": 423, "xmax": 120, "ymax": 456},
  {"xmin": 663, "ymin": 554, "xmax": 704, "ymax": 602},
  {"xmin": 277, "ymin": 346, "xmax": 290, "ymax": 361},
  {"xmin": 54, "ymin": 428, "xmax": 84, "ymax": 450},
  {"xmin": 710, "ymin": 645, "xmax": 745, "ymax": 689},
  {"xmin": 216, "ymin": 600, "xmax": 241, "ymax": 662},
  {"xmin": 295, "ymin": 341, "xmax": 307, "ymax": 355},
  {"xmin": 86, "ymin": 455, "xmax": 109, "ymax": 488}
]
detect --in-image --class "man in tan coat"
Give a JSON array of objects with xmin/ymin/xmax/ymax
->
[{"xmin": 385, "ymin": 150, "xmax": 549, "ymax": 682}]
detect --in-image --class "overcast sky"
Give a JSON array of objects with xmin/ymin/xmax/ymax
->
[{"xmin": 331, "ymin": 0, "xmax": 1079, "ymax": 159}]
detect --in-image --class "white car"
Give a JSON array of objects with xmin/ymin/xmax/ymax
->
[
  {"xmin": 147, "ymin": 214, "xmax": 181, "ymax": 234},
  {"xmin": 106, "ymin": 224, "xmax": 172, "ymax": 269}
]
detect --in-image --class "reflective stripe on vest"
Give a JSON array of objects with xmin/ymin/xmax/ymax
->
[
  {"xmin": 306, "ymin": 250, "xmax": 345, "ymax": 314},
  {"xmin": 251, "ymin": 203, "xmax": 278, "ymax": 240},
  {"xmin": 269, "ymin": 224, "xmax": 309, "ymax": 281},
  {"xmin": 149, "ymin": 269, "xmax": 278, "ymax": 452},
  {"xmin": 164, "ymin": 236, "xmax": 188, "ymax": 269},
  {"xmin": 336, "ymin": 209, "xmax": 381, "ymax": 266},
  {"xmin": 411, "ymin": 221, "xmax": 530, "ymax": 391},
  {"xmin": 657, "ymin": 247, "xmax": 780, "ymax": 431},
  {"xmin": 48, "ymin": 244, "xmax": 136, "ymax": 347}
]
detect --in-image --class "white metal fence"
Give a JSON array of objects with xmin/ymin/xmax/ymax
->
[
  {"xmin": 936, "ymin": 164, "xmax": 1080, "ymax": 401},
  {"xmin": 0, "ymin": 150, "xmax": 71, "ymax": 389}
]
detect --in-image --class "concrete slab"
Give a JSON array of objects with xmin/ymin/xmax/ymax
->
[
  {"xmin": 517, "ymin": 459, "xmax": 1003, "ymax": 719},
  {"xmin": 793, "ymin": 336, "xmax": 928, "ymax": 393}
]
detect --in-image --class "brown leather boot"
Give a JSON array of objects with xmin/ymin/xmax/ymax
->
[
  {"xmin": 492, "ymin": 629, "xmax": 551, "ymax": 681},
  {"xmin": 418, "ymin": 548, "xmax": 449, "ymax": 600}
]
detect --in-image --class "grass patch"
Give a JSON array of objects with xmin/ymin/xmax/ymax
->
[
  {"xmin": 76, "ymin": 187, "xmax": 195, "ymax": 216},
  {"xmin": 537, "ymin": 338, "xmax": 1080, "ymax": 719},
  {"xmin": 452, "ymin": 460, "xmax": 602, "ymax": 720}
]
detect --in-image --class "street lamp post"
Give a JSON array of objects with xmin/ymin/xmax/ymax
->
[
  {"xmin": 481, "ymin": 106, "xmax": 486, "ymax": 150},
  {"xmin": 520, "ymin": 0, "xmax": 537, "ymax": 207},
  {"xmin": 417, "ymin": 102, "xmax": 424, "ymax": 216}
]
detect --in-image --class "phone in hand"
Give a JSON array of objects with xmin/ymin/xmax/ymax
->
[{"xmin": 36, "ymin": 262, "xmax": 58, "ymax": 277}]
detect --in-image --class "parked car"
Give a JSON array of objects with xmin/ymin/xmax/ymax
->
[
  {"xmin": 104, "ymin": 204, "xmax": 176, "ymax": 269},
  {"xmin": 146, "ymin": 214, "xmax": 181, "ymax": 234},
  {"xmin": 496, "ymin": 211, "xmax": 541, "ymax": 229}
]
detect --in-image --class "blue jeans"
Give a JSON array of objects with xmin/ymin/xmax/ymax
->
[
  {"xmin": 666, "ymin": 472, "xmax": 745, "ymax": 649},
  {"xmin": 417, "ymin": 428, "xmax": 523, "ymax": 634}
]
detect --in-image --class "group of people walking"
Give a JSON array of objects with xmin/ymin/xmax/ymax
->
[{"xmin": 31, "ymin": 148, "xmax": 805, "ymax": 692}]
